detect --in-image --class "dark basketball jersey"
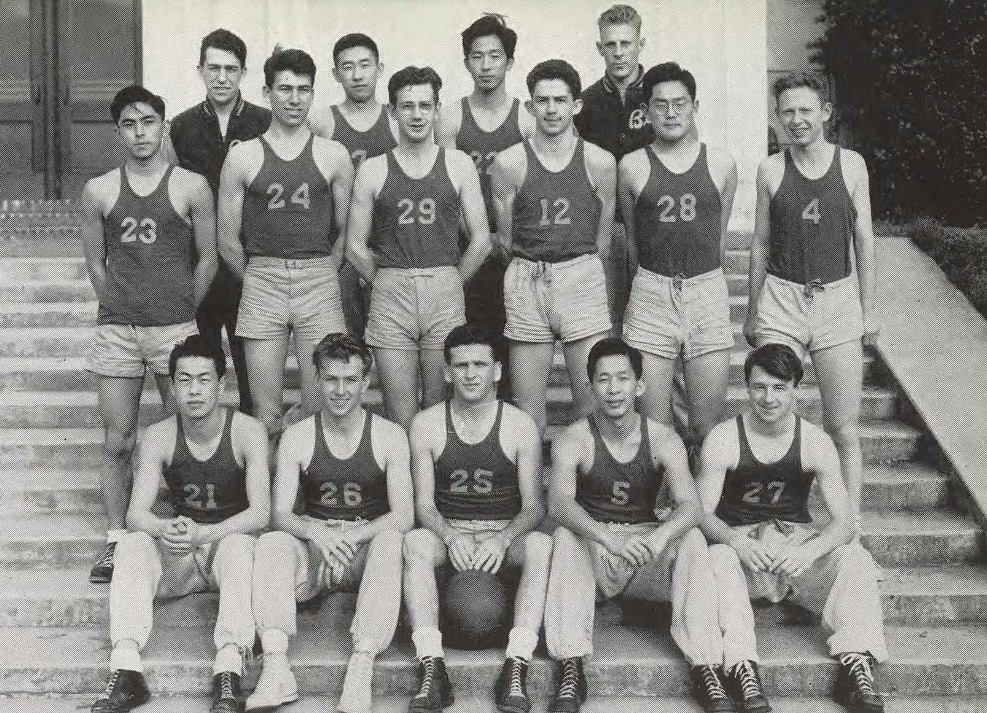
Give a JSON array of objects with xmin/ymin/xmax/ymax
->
[
  {"xmin": 512, "ymin": 139, "xmax": 601, "ymax": 262},
  {"xmin": 768, "ymin": 147, "xmax": 857, "ymax": 285},
  {"xmin": 371, "ymin": 148, "xmax": 461, "ymax": 269},
  {"xmin": 241, "ymin": 134, "xmax": 337, "ymax": 259},
  {"xmin": 164, "ymin": 409, "xmax": 249, "ymax": 525},
  {"xmin": 302, "ymin": 411, "xmax": 389, "ymax": 521},
  {"xmin": 456, "ymin": 97, "xmax": 524, "ymax": 231},
  {"xmin": 100, "ymin": 165, "xmax": 195, "ymax": 327},
  {"xmin": 434, "ymin": 401, "xmax": 521, "ymax": 520},
  {"xmin": 716, "ymin": 415, "xmax": 813, "ymax": 526},
  {"xmin": 330, "ymin": 105, "xmax": 397, "ymax": 168},
  {"xmin": 634, "ymin": 144, "xmax": 722, "ymax": 278},
  {"xmin": 577, "ymin": 415, "xmax": 663, "ymax": 524}
]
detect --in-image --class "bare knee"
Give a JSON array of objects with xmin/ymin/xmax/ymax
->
[
  {"xmin": 403, "ymin": 529, "xmax": 438, "ymax": 566},
  {"xmin": 523, "ymin": 531, "xmax": 553, "ymax": 565},
  {"xmin": 825, "ymin": 421, "xmax": 860, "ymax": 451},
  {"xmin": 216, "ymin": 533, "xmax": 256, "ymax": 564},
  {"xmin": 708, "ymin": 543, "xmax": 742, "ymax": 572},
  {"xmin": 832, "ymin": 542, "xmax": 875, "ymax": 573},
  {"xmin": 253, "ymin": 406, "xmax": 283, "ymax": 438},
  {"xmin": 370, "ymin": 529, "xmax": 404, "ymax": 555},
  {"xmin": 105, "ymin": 428, "xmax": 137, "ymax": 461},
  {"xmin": 552, "ymin": 526, "xmax": 579, "ymax": 551},
  {"xmin": 255, "ymin": 531, "xmax": 296, "ymax": 563},
  {"xmin": 117, "ymin": 530, "xmax": 156, "ymax": 557}
]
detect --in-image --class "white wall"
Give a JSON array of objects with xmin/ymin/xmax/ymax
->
[{"xmin": 143, "ymin": 0, "xmax": 767, "ymax": 229}]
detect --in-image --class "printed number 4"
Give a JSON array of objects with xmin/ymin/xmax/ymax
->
[
  {"xmin": 267, "ymin": 182, "xmax": 311, "ymax": 210},
  {"xmin": 802, "ymin": 198, "xmax": 821, "ymax": 225}
]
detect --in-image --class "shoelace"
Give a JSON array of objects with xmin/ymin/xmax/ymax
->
[
  {"xmin": 839, "ymin": 653, "xmax": 876, "ymax": 695},
  {"xmin": 698, "ymin": 665, "xmax": 730, "ymax": 699},
  {"xmin": 556, "ymin": 660, "xmax": 580, "ymax": 700},
  {"xmin": 103, "ymin": 670, "xmax": 120, "ymax": 696},
  {"xmin": 508, "ymin": 659, "xmax": 525, "ymax": 696},
  {"xmin": 414, "ymin": 657, "xmax": 436, "ymax": 699},
  {"xmin": 218, "ymin": 672, "xmax": 235, "ymax": 699},
  {"xmin": 96, "ymin": 543, "xmax": 116, "ymax": 568},
  {"xmin": 730, "ymin": 661, "xmax": 763, "ymax": 700}
]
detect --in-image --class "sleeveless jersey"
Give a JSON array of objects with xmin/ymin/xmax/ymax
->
[
  {"xmin": 302, "ymin": 412, "xmax": 389, "ymax": 521},
  {"xmin": 330, "ymin": 105, "xmax": 397, "ymax": 167},
  {"xmin": 241, "ymin": 134, "xmax": 337, "ymax": 259},
  {"xmin": 512, "ymin": 139, "xmax": 601, "ymax": 262},
  {"xmin": 100, "ymin": 165, "xmax": 195, "ymax": 326},
  {"xmin": 456, "ymin": 97, "xmax": 524, "ymax": 231},
  {"xmin": 371, "ymin": 148, "xmax": 461, "ymax": 269},
  {"xmin": 634, "ymin": 144, "xmax": 722, "ymax": 278},
  {"xmin": 434, "ymin": 401, "xmax": 521, "ymax": 520},
  {"xmin": 164, "ymin": 409, "xmax": 248, "ymax": 524},
  {"xmin": 716, "ymin": 415, "xmax": 813, "ymax": 526},
  {"xmin": 768, "ymin": 147, "xmax": 857, "ymax": 285},
  {"xmin": 577, "ymin": 415, "xmax": 663, "ymax": 524}
]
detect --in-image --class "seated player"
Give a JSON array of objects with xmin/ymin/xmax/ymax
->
[
  {"xmin": 249, "ymin": 333, "xmax": 414, "ymax": 713},
  {"xmin": 544, "ymin": 338, "xmax": 733, "ymax": 713},
  {"xmin": 403, "ymin": 324, "xmax": 550, "ymax": 713},
  {"xmin": 698, "ymin": 343, "xmax": 887, "ymax": 713},
  {"xmin": 92, "ymin": 335, "xmax": 270, "ymax": 713}
]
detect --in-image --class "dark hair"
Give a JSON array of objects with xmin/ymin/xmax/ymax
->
[
  {"xmin": 642, "ymin": 61, "xmax": 697, "ymax": 102},
  {"xmin": 313, "ymin": 332, "xmax": 374, "ymax": 376},
  {"xmin": 587, "ymin": 338, "xmax": 643, "ymax": 380},
  {"xmin": 443, "ymin": 323, "xmax": 503, "ymax": 365},
  {"xmin": 598, "ymin": 4, "xmax": 642, "ymax": 32},
  {"xmin": 773, "ymin": 70, "xmax": 829, "ymax": 104},
  {"xmin": 333, "ymin": 33, "xmax": 379, "ymax": 65},
  {"xmin": 388, "ymin": 65, "xmax": 442, "ymax": 106},
  {"xmin": 461, "ymin": 14, "xmax": 518, "ymax": 60},
  {"xmin": 526, "ymin": 59, "xmax": 581, "ymax": 98},
  {"xmin": 168, "ymin": 334, "xmax": 227, "ymax": 381},
  {"xmin": 744, "ymin": 343, "xmax": 804, "ymax": 387},
  {"xmin": 199, "ymin": 28, "xmax": 247, "ymax": 68},
  {"xmin": 263, "ymin": 47, "xmax": 316, "ymax": 88},
  {"xmin": 110, "ymin": 85, "xmax": 165, "ymax": 123}
]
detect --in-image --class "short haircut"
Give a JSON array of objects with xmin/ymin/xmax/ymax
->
[
  {"xmin": 598, "ymin": 4, "xmax": 642, "ymax": 32},
  {"xmin": 333, "ymin": 33, "xmax": 379, "ymax": 65},
  {"xmin": 388, "ymin": 65, "xmax": 442, "ymax": 106},
  {"xmin": 168, "ymin": 334, "xmax": 227, "ymax": 381},
  {"xmin": 587, "ymin": 338, "xmax": 643, "ymax": 380},
  {"xmin": 744, "ymin": 343, "xmax": 804, "ymax": 387},
  {"xmin": 199, "ymin": 28, "xmax": 247, "ymax": 68},
  {"xmin": 312, "ymin": 332, "xmax": 374, "ymax": 377},
  {"xmin": 773, "ymin": 70, "xmax": 829, "ymax": 104},
  {"xmin": 443, "ymin": 323, "xmax": 502, "ymax": 364},
  {"xmin": 461, "ymin": 14, "xmax": 518, "ymax": 60},
  {"xmin": 642, "ymin": 61, "xmax": 697, "ymax": 102},
  {"xmin": 526, "ymin": 59, "xmax": 581, "ymax": 98},
  {"xmin": 111, "ymin": 85, "xmax": 165, "ymax": 123},
  {"xmin": 263, "ymin": 47, "xmax": 316, "ymax": 88}
]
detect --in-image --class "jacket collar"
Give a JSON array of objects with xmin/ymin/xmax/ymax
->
[
  {"xmin": 602, "ymin": 64, "xmax": 645, "ymax": 94},
  {"xmin": 200, "ymin": 92, "xmax": 246, "ymax": 118}
]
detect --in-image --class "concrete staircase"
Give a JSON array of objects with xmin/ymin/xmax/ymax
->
[{"xmin": 0, "ymin": 222, "xmax": 985, "ymax": 711}]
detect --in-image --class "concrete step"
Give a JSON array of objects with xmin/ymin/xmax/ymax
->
[
  {"xmin": 0, "ymin": 622, "xmax": 984, "ymax": 697},
  {"xmin": 0, "ymin": 256, "xmax": 88, "ymax": 281},
  {"xmin": 0, "ymin": 302, "xmax": 96, "ymax": 328},
  {"xmin": 0, "ymin": 280, "xmax": 94, "ymax": 303}
]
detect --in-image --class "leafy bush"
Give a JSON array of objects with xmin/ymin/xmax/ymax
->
[
  {"xmin": 910, "ymin": 217, "xmax": 987, "ymax": 316},
  {"xmin": 813, "ymin": 1, "xmax": 986, "ymax": 226}
]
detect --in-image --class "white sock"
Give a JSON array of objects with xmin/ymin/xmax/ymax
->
[
  {"xmin": 261, "ymin": 629, "xmax": 290, "ymax": 657},
  {"xmin": 213, "ymin": 645, "xmax": 243, "ymax": 676},
  {"xmin": 110, "ymin": 644, "xmax": 142, "ymax": 672},
  {"xmin": 411, "ymin": 627, "xmax": 444, "ymax": 660},
  {"xmin": 106, "ymin": 529, "xmax": 127, "ymax": 544},
  {"xmin": 505, "ymin": 627, "xmax": 539, "ymax": 662}
]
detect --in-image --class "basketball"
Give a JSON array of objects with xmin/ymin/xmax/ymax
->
[{"xmin": 440, "ymin": 569, "xmax": 511, "ymax": 650}]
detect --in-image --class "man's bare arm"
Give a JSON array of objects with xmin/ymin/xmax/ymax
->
[
  {"xmin": 490, "ymin": 151, "xmax": 520, "ymax": 259},
  {"xmin": 848, "ymin": 150, "xmax": 878, "ymax": 346},
  {"xmin": 715, "ymin": 151, "xmax": 739, "ymax": 268},
  {"xmin": 409, "ymin": 411, "xmax": 460, "ymax": 545},
  {"xmin": 643, "ymin": 423, "xmax": 703, "ymax": 552},
  {"xmin": 617, "ymin": 153, "xmax": 641, "ymax": 275},
  {"xmin": 217, "ymin": 143, "xmax": 250, "ymax": 279},
  {"xmin": 316, "ymin": 139, "xmax": 355, "ymax": 270},
  {"xmin": 80, "ymin": 179, "xmax": 110, "ymax": 304},
  {"xmin": 495, "ymin": 410, "xmax": 545, "ymax": 545},
  {"xmin": 184, "ymin": 171, "xmax": 218, "ymax": 308},
  {"xmin": 744, "ymin": 160, "xmax": 774, "ymax": 346},
  {"xmin": 588, "ymin": 146, "xmax": 618, "ymax": 312},
  {"xmin": 453, "ymin": 150, "xmax": 493, "ymax": 282},
  {"xmin": 344, "ymin": 159, "xmax": 380, "ymax": 284},
  {"xmin": 126, "ymin": 421, "xmax": 176, "ymax": 537},
  {"xmin": 434, "ymin": 100, "xmax": 462, "ymax": 149}
]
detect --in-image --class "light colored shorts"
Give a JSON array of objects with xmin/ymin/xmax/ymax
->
[
  {"xmin": 504, "ymin": 253, "xmax": 612, "ymax": 344},
  {"xmin": 755, "ymin": 273, "xmax": 864, "ymax": 359},
  {"xmin": 623, "ymin": 267, "xmax": 734, "ymax": 361},
  {"xmin": 411, "ymin": 519, "xmax": 526, "ymax": 575},
  {"xmin": 365, "ymin": 266, "xmax": 465, "ymax": 351},
  {"xmin": 235, "ymin": 256, "xmax": 345, "ymax": 343},
  {"xmin": 291, "ymin": 516, "xmax": 374, "ymax": 597},
  {"xmin": 86, "ymin": 320, "xmax": 198, "ymax": 378}
]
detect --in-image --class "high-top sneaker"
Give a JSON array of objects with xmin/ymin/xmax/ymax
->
[
  {"xmin": 726, "ymin": 660, "xmax": 771, "ymax": 712},
  {"xmin": 90, "ymin": 541, "xmax": 117, "ymax": 583},
  {"xmin": 408, "ymin": 656, "xmax": 454, "ymax": 713},
  {"xmin": 91, "ymin": 669, "xmax": 151, "ymax": 713},
  {"xmin": 833, "ymin": 652, "xmax": 884, "ymax": 712},
  {"xmin": 690, "ymin": 664, "xmax": 735, "ymax": 712},
  {"xmin": 210, "ymin": 671, "xmax": 244, "ymax": 713},
  {"xmin": 494, "ymin": 657, "xmax": 531, "ymax": 713},
  {"xmin": 547, "ymin": 658, "xmax": 587, "ymax": 713}
]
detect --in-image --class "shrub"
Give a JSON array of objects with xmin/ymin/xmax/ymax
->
[{"xmin": 909, "ymin": 218, "xmax": 987, "ymax": 317}]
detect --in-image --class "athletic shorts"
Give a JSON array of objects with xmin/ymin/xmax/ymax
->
[
  {"xmin": 365, "ymin": 266, "xmax": 465, "ymax": 351},
  {"xmin": 755, "ymin": 273, "xmax": 863, "ymax": 359},
  {"xmin": 623, "ymin": 267, "xmax": 734, "ymax": 361},
  {"xmin": 86, "ymin": 320, "xmax": 198, "ymax": 378},
  {"xmin": 235, "ymin": 256, "xmax": 345, "ymax": 343},
  {"xmin": 504, "ymin": 253, "xmax": 612, "ymax": 344},
  {"xmin": 412, "ymin": 519, "xmax": 525, "ymax": 579}
]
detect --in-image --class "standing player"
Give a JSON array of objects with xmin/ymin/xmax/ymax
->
[
  {"xmin": 81, "ymin": 85, "xmax": 217, "ymax": 584},
  {"xmin": 402, "ymin": 324, "xmax": 550, "ymax": 713},
  {"xmin": 168, "ymin": 28, "xmax": 271, "ymax": 414},
  {"xmin": 91, "ymin": 335, "xmax": 270, "ymax": 713},
  {"xmin": 249, "ymin": 333, "xmax": 413, "ymax": 713},
  {"xmin": 544, "ymin": 338, "xmax": 732, "ymax": 713},
  {"xmin": 698, "ymin": 343, "xmax": 886, "ymax": 713},
  {"xmin": 218, "ymin": 48, "xmax": 354, "ymax": 444},
  {"xmin": 743, "ymin": 71, "xmax": 878, "ymax": 526},
  {"xmin": 491, "ymin": 60, "xmax": 616, "ymax": 436},
  {"xmin": 346, "ymin": 66, "xmax": 491, "ymax": 431},
  {"xmin": 619, "ymin": 62, "xmax": 737, "ymax": 452}
]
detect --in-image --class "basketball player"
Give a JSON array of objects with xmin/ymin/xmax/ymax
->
[
  {"xmin": 743, "ymin": 71, "xmax": 878, "ymax": 527},
  {"xmin": 91, "ymin": 335, "xmax": 270, "ymax": 713},
  {"xmin": 619, "ymin": 62, "xmax": 737, "ymax": 451},
  {"xmin": 168, "ymin": 28, "xmax": 271, "ymax": 414},
  {"xmin": 544, "ymin": 338, "xmax": 733, "ymax": 713},
  {"xmin": 81, "ymin": 85, "xmax": 218, "ymax": 584},
  {"xmin": 249, "ymin": 333, "xmax": 413, "ymax": 713},
  {"xmin": 491, "ymin": 59, "xmax": 616, "ymax": 436},
  {"xmin": 698, "ymin": 343, "xmax": 886, "ymax": 712},
  {"xmin": 346, "ymin": 66, "xmax": 491, "ymax": 431},
  {"xmin": 218, "ymin": 48, "xmax": 354, "ymax": 444},
  {"xmin": 402, "ymin": 324, "xmax": 549, "ymax": 713}
]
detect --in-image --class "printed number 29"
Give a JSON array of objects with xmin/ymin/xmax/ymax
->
[{"xmin": 397, "ymin": 198, "xmax": 436, "ymax": 225}]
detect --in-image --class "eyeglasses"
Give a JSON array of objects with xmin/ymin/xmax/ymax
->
[
  {"xmin": 204, "ymin": 64, "xmax": 242, "ymax": 79},
  {"xmin": 652, "ymin": 98, "xmax": 690, "ymax": 115}
]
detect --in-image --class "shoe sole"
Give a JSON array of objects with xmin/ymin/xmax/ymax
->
[
  {"xmin": 496, "ymin": 701, "xmax": 531, "ymax": 713},
  {"xmin": 408, "ymin": 692, "xmax": 455, "ymax": 713},
  {"xmin": 245, "ymin": 692, "xmax": 299, "ymax": 713},
  {"xmin": 89, "ymin": 574, "xmax": 112, "ymax": 584},
  {"xmin": 92, "ymin": 690, "xmax": 151, "ymax": 713},
  {"xmin": 832, "ymin": 692, "xmax": 884, "ymax": 713},
  {"xmin": 738, "ymin": 702, "xmax": 772, "ymax": 713}
]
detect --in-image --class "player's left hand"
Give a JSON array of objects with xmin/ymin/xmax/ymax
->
[
  {"xmin": 770, "ymin": 543, "xmax": 819, "ymax": 578},
  {"xmin": 472, "ymin": 534, "xmax": 508, "ymax": 574},
  {"xmin": 620, "ymin": 535, "xmax": 654, "ymax": 569},
  {"xmin": 176, "ymin": 516, "xmax": 205, "ymax": 546}
]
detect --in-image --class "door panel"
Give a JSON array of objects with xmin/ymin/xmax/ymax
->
[{"xmin": 0, "ymin": 0, "xmax": 44, "ymax": 197}]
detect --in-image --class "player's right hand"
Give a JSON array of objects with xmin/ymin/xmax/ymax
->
[
  {"xmin": 620, "ymin": 535, "xmax": 653, "ymax": 569},
  {"xmin": 446, "ymin": 532, "xmax": 476, "ymax": 572},
  {"xmin": 312, "ymin": 527, "xmax": 357, "ymax": 566},
  {"xmin": 730, "ymin": 534, "xmax": 773, "ymax": 572},
  {"xmin": 160, "ymin": 518, "xmax": 193, "ymax": 555},
  {"xmin": 743, "ymin": 313, "xmax": 758, "ymax": 347}
]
